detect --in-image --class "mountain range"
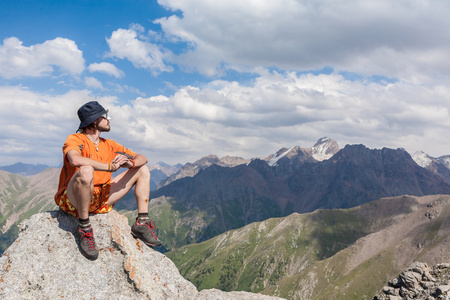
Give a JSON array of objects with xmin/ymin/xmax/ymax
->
[
  {"xmin": 146, "ymin": 138, "xmax": 450, "ymax": 251},
  {"xmin": 0, "ymin": 162, "xmax": 52, "ymax": 176},
  {"xmin": 4, "ymin": 137, "xmax": 450, "ymax": 254},
  {"xmin": 2, "ymin": 137, "xmax": 450, "ymax": 298}
]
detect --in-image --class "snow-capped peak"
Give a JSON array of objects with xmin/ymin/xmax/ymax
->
[
  {"xmin": 311, "ymin": 137, "xmax": 339, "ymax": 161},
  {"xmin": 411, "ymin": 151, "xmax": 433, "ymax": 168},
  {"xmin": 267, "ymin": 147, "xmax": 296, "ymax": 166}
]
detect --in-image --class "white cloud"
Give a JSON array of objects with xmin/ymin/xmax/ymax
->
[
  {"xmin": 4, "ymin": 0, "xmax": 450, "ymax": 167},
  {"xmin": 0, "ymin": 37, "xmax": 84, "ymax": 78},
  {"xmin": 106, "ymin": 27, "xmax": 173, "ymax": 75},
  {"xmin": 88, "ymin": 62, "xmax": 124, "ymax": 78},
  {"xmin": 155, "ymin": 0, "xmax": 450, "ymax": 81},
  {"xmin": 0, "ymin": 86, "xmax": 117, "ymax": 165},
  {"xmin": 97, "ymin": 71, "xmax": 450, "ymax": 163},
  {"xmin": 85, "ymin": 76, "xmax": 104, "ymax": 90},
  {"xmin": 3, "ymin": 74, "xmax": 450, "ymax": 165}
]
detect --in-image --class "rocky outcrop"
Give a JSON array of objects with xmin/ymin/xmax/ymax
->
[
  {"xmin": 0, "ymin": 209, "xmax": 283, "ymax": 300},
  {"xmin": 374, "ymin": 262, "xmax": 450, "ymax": 299}
]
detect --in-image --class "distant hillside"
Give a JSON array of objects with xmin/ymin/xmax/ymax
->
[
  {"xmin": 149, "ymin": 161, "xmax": 182, "ymax": 190},
  {"xmin": 0, "ymin": 168, "xmax": 59, "ymax": 254},
  {"xmin": 150, "ymin": 168, "xmax": 168, "ymax": 191},
  {"xmin": 0, "ymin": 162, "xmax": 51, "ymax": 176},
  {"xmin": 149, "ymin": 145, "xmax": 450, "ymax": 251},
  {"xmin": 166, "ymin": 194, "xmax": 450, "ymax": 299},
  {"xmin": 158, "ymin": 155, "xmax": 251, "ymax": 188}
]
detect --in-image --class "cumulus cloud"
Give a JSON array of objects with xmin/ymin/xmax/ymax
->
[
  {"xmin": 0, "ymin": 37, "xmax": 84, "ymax": 78},
  {"xmin": 88, "ymin": 62, "xmax": 124, "ymax": 78},
  {"xmin": 3, "ymin": 0, "xmax": 450, "ymax": 165},
  {"xmin": 106, "ymin": 27, "xmax": 173, "ymax": 75},
  {"xmin": 0, "ymin": 86, "xmax": 117, "ymax": 164},
  {"xmin": 85, "ymin": 76, "xmax": 104, "ymax": 90},
  {"xmin": 86, "ymin": 71, "xmax": 450, "ymax": 163},
  {"xmin": 155, "ymin": 0, "xmax": 450, "ymax": 81},
  {"xmin": 2, "ymin": 69, "xmax": 450, "ymax": 165}
]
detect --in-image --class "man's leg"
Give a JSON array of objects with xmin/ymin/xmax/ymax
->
[
  {"xmin": 109, "ymin": 165, "xmax": 162, "ymax": 247},
  {"xmin": 108, "ymin": 165, "xmax": 150, "ymax": 214},
  {"xmin": 67, "ymin": 165, "xmax": 95, "ymax": 219},
  {"xmin": 66, "ymin": 166, "xmax": 99, "ymax": 260}
]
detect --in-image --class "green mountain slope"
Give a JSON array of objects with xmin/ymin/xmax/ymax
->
[
  {"xmin": 0, "ymin": 169, "xmax": 59, "ymax": 254},
  {"xmin": 166, "ymin": 194, "xmax": 450, "ymax": 299}
]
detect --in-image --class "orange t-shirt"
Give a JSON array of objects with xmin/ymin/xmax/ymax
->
[{"xmin": 54, "ymin": 133, "xmax": 136, "ymax": 200}]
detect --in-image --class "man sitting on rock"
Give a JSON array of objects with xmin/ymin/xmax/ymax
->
[{"xmin": 54, "ymin": 101, "xmax": 162, "ymax": 260}]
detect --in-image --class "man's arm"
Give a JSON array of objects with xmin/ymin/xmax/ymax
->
[
  {"xmin": 118, "ymin": 153, "xmax": 148, "ymax": 169},
  {"xmin": 131, "ymin": 153, "xmax": 148, "ymax": 168},
  {"xmin": 113, "ymin": 152, "xmax": 148, "ymax": 169},
  {"xmin": 67, "ymin": 150, "xmax": 124, "ymax": 172}
]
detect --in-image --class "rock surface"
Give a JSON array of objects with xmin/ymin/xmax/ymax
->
[
  {"xmin": 0, "ymin": 210, "xmax": 283, "ymax": 300},
  {"xmin": 374, "ymin": 262, "xmax": 450, "ymax": 299}
]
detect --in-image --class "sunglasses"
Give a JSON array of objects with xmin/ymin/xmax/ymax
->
[{"xmin": 101, "ymin": 109, "xmax": 111, "ymax": 120}]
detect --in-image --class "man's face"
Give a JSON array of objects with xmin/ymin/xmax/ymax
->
[{"xmin": 96, "ymin": 116, "xmax": 110, "ymax": 132}]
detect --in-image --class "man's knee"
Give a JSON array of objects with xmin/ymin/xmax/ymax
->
[
  {"xmin": 137, "ymin": 165, "xmax": 150, "ymax": 179},
  {"xmin": 74, "ymin": 166, "xmax": 95, "ymax": 186}
]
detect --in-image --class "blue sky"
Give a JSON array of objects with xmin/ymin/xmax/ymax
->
[{"xmin": 1, "ymin": 0, "xmax": 450, "ymax": 166}]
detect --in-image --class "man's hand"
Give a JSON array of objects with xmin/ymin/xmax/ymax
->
[
  {"xmin": 111, "ymin": 153, "xmax": 131, "ymax": 170},
  {"xmin": 111, "ymin": 152, "xmax": 147, "ymax": 170}
]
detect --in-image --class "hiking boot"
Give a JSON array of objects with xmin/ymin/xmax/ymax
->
[
  {"xmin": 76, "ymin": 226, "xmax": 99, "ymax": 260},
  {"xmin": 131, "ymin": 219, "xmax": 162, "ymax": 248}
]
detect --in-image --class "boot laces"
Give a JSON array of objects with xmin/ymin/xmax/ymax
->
[
  {"xmin": 144, "ymin": 220, "xmax": 158, "ymax": 239},
  {"xmin": 80, "ymin": 230, "xmax": 96, "ymax": 251}
]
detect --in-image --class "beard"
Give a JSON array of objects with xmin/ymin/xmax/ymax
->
[{"xmin": 96, "ymin": 121, "xmax": 110, "ymax": 132}]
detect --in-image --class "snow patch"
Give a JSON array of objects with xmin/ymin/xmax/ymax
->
[
  {"xmin": 312, "ymin": 137, "xmax": 335, "ymax": 161},
  {"xmin": 412, "ymin": 151, "xmax": 432, "ymax": 168},
  {"xmin": 268, "ymin": 147, "xmax": 295, "ymax": 166}
]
